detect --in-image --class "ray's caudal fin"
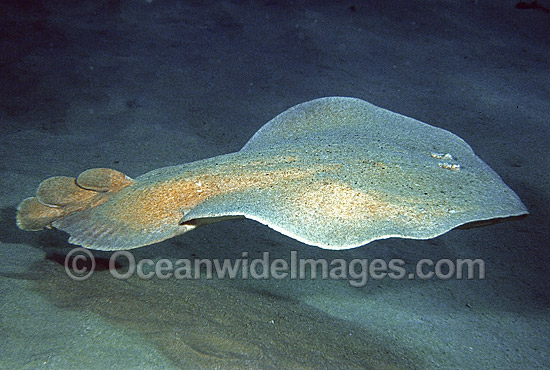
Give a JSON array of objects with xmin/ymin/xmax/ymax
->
[{"xmin": 17, "ymin": 168, "xmax": 133, "ymax": 232}]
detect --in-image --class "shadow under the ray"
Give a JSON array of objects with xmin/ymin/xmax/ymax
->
[{"xmin": 26, "ymin": 257, "xmax": 423, "ymax": 369}]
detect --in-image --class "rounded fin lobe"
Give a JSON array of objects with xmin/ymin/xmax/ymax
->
[
  {"xmin": 77, "ymin": 168, "xmax": 133, "ymax": 192},
  {"xmin": 36, "ymin": 176, "xmax": 98, "ymax": 207},
  {"xmin": 16, "ymin": 197, "xmax": 63, "ymax": 231},
  {"xmin": 16, "ymin": 168, "xmax": 133, "ymax": 232}
]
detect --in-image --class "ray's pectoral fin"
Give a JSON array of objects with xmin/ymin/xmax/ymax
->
[{"xmin": 16, "ymin": 168, "xmax": 133, "ymax": 231}]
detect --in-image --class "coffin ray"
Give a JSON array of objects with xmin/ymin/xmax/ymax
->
[{"xmin": 16, "ymin": 97, "xmax": 528, "ymax": 250}]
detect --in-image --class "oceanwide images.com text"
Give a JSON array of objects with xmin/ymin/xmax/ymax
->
[{"xmin": 65, "ymin": 248, "xmax": 485, "ymax": 287}]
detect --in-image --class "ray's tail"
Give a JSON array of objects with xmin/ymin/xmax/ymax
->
[
  {"xmin": 16, "ymin": 168, "xmax": 141, "ymax": 249},
  {"xmin": 16, "ymin": 167, "xmax": 195, "ymax": 251},
  {"xmin": 17, "ymin": 168, "xmax": 133, "ymax": 231}
]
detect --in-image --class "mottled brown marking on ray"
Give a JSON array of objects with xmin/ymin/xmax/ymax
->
[{"xmin": 106, "ymin": 163, "xmax": 342, "ymax": 231}]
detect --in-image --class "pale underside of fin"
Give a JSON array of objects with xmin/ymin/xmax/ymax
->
[{"xmin": 16, "ymin": 97, "xmax": 528, "ymax": 250}]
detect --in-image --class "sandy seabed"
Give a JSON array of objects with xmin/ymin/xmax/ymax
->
[{"xmin": 1, "ymin": 0, "xmax": 549, "ymax": 368}]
